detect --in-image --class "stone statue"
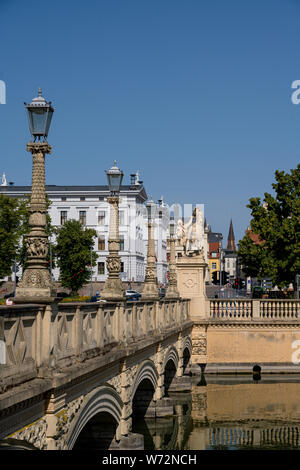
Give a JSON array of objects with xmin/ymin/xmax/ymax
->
[
  {"xmin": 1, "ymin": 172, "xmax": 7, "ymax": 186},
  {"xmin": 175, "ymin": 206, "xmax": 204, "ymax": 254}
]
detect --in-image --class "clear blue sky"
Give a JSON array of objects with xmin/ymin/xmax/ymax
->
[{"xmin": 0, "ymin": 0, "xmax": 299, "ymax": 243}]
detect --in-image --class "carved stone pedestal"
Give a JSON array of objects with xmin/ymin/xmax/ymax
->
[
  {"xmin": 101, "ymin": 196, "xmax": 125, "ymax": 302},
  {"xmin": 14, "ymin": 142, "xmax": 56, "ymax": 304},
  {"xmin": 142, "ymin": 221, "xmax": 159, "ymax": 301}
]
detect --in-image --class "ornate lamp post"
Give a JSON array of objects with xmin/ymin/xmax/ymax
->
[
  {"xmin": 101, "ymin": 161, "xmax": 125, "ymax": 301},
  {"xmin": 15, "ymin": 89, "xmax": 56, "ymax": 303},
  {"xmin": 165, "ymin": 217, "xmax": 180, "ymax": 299},
  {"xmin": 142, "ymin": 197, "xmax": 159, "ymax": 300}
]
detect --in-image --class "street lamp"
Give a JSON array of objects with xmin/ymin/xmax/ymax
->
[
  {"xmin": 141, "ymin": 197, "xmax": 159, "ymax": 300},
  {"xmin": 15, "ymin": 89, "xmax": 56, "ymax": 303},
  {"xmin": 101, "ymin": 161, "xmax": 125, "ymax": 301},
  {"xmin": 106, "ymin": 161, "xmax": 124, "ymax": 195},
  {"xmin": 25, "ymin": 88, "xmax": 54, "ymax": 142},
  {"xmin": 165, "ymin": 216, "xmax": 180, "ymax": 299}
]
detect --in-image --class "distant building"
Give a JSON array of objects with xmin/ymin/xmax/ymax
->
[
  {"xmin": 207, "ymin": 229, "xmax": 223, "ymax": 283},
  {"xmin": 0, "ymin": 175, "xmax": 169, "ymax": 285},
  {"xmin": 223, "ymin": 219, "xmax": 238, "ymax": 280}
]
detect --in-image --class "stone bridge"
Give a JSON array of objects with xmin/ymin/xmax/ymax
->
[{"xmin": 2, "ymin": 253, "xmax": 300, "ymax": 450}]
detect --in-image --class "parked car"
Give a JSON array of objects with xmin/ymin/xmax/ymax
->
[
  {"xmin": 159, "ymin": 287, "xmax": 166, "ymax": 298},
  {"xmin": 125, "ymin": 290, "xmax": 141, "ymax": 301}
]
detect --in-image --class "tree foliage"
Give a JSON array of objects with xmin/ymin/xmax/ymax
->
[
  {"xmin": 238, "ymin": 164, "xmax": 300, "ymax": 287},
  {"xmin": 0, "ymin": 194, "xmax": 55, "ymax": 281},
  {"xmin": 0, "ymin": 194, "xmax": 29, "ymax": 279},
  {"xmin": 55, "ymin": 219, "xmax": 97, "ymax": 295}
]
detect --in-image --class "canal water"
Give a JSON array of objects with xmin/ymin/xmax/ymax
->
[{"xmin": 133, "ymin": 375, "xmax": 300, "ymax": 450}]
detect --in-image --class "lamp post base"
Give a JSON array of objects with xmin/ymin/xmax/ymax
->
[
  {"xmin": 101, "ymin": 277, "xmax": 125, "ymax": 302},
  {"xmin": 165, "ymin": 287, "xmax": 180, "ymax": 300},
  {"xmin": 14, "ymin": 267, "xmax": 56, "ymax": 304},
  {"xmin": 141, "ymin": 283, "xmax": 159, "ymax": 301}
]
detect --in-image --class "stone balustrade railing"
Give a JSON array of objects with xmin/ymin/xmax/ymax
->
[
  {"xmin": 208, "ymin": 298, "xmax": 300, "ymax": 321},
  {"xmin": 0, "ymin": 298, "xmax": 191, "ymax": 392}
]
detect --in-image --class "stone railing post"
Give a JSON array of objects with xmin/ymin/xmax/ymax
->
[
  {"xmin": 74, "ymin": 305, "xmax": 83, "ymax": 357},
  {"xmin": 38, "ymin": 304, "xmax": 55, "ymax": 370},
  {"xmin": 176, "ymin": 251, "xmax": 208, "ymax": 320},
  {"xmin": 252, "ymin": 300, "xmax": 260, "ymax": 319}
]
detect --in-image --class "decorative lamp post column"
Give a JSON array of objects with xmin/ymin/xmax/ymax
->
[
  {"xmin": 166, "ymin": 217, "xmax": 180, "ymax": 299},
  {"xmin": 101, "ymin": 161, "xmax": 125, "ymax": 301},
  {"xmin": 142, "ymin": 198, "xmax": 159, "ymax": 300},
  {"xmin": 15, "ymin": 89, "xmax": 56, "ymax": 304}
]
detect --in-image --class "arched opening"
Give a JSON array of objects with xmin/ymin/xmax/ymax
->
[
  {"xmin": 72, "ymin": 411, "xmax": 118, "ymax": 450},
  {"xmin": 132, "ymin": 378, "xmax": 156, "ymax": 450},
  {"xmin": 253, "ymin": 364, "xmax": 261, "ymax": 382},
  {"xmin": 164, "ymin": 359, "xmax": 177, "ymax": 396},
  {"xmin": 183, "ymin": 347, "xmax": 191, "ymax": 375},
  {"xmin": 67, "ymin": 386, "xmax": 122, "ymax": 450}
]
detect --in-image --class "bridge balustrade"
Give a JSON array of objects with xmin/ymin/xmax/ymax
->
[
  {"xmin": 209, "ymin": 299, "xmax": 252, "ymax": 320},
  {"xmin": 259, "ymin": 299, "xmax": 300, "ymax": 320},
  {"xmin": 0, "ymin": 298, "xmax": 191, "ymax": 392},
  {"xmin": 209, "ymin": 298, "xmax": 300, "ymax": 321}
]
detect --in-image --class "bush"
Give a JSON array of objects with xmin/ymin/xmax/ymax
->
[{"xmin": 61, "ymin": 295, "xmax": 90, "ymax": 303}]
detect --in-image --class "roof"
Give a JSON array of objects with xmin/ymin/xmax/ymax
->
[
  {"xmin": 0, "ymin": 184, "xmax": 148, "ymax": 201},
  {"xmin": 208, "ymin": 232, "xmax": 223, "ymax": 243}
]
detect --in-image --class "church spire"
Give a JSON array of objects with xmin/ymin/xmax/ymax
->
[{"xmin": 227, "ymin": 219, "xmax": 236, "ymax": 251}]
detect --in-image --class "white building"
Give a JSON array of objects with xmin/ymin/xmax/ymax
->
[{"xmin": 0, "ymin": 175, "xmax": 169, "ymax": 285}]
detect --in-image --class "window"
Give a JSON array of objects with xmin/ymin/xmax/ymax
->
[
  {"xmin": 61, "ymin": 197, "xmax": 66, "ymax": 201},
  {"xmin": 97, "ymin": 262, "xmax": 105, "ymax": 275},
  {"xmin": 211, "ymin": 252, "xmax": 217, "ymax": 258},
  {"xmin": 119, "ymin": 235, "xmax": 124, "ymax": 251},
  {"xmin": 80, "ymin": 196, "xmax": 85, "ymax": 201},
  {"xmin": 119, "ymin": 210, "xmax": 124, "ymax": 226},
  {"xmin": 98, "ymin": 235, "xmax": 105, "ymax": 251},
  {"xmin": 120, "ymin": 262, "xmax": 124, "ymax": 273},
  {"xmin": 212, "ymin": 262, "xmax": 217, "ymax": 270},
  {"xmin": 79, "ymin": 210, "xmax": 86, "ymax": 225},
  {"xmin": 60, "ymin": 211, "xmax": 67, "ymax": 225},
  {"xmin": 98, "ymin": 211, "xmax": 105, "ymax": 225}
]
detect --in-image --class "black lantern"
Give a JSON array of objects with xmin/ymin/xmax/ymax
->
[
  {"xmin": 170, "ymin": 216, "xmax": 175, "ymax": 237},
  {"xmin": 146, "ymin": 197, "xmax": 156, "ymax": 221},
  {"xmin": 25, "ymin": 88, "xmax": 54, "ymax": 141},
  {"xmin": 106, "ymin": 161, "xmax": 124, "ymax": 195}
]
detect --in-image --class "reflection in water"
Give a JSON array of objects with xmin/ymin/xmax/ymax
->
[{"xmin": 135, "ymin": 376, "xmax": 300, "ymax": 450}]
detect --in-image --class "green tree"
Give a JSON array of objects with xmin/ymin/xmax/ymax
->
[
  {"xmin": 238, "ymin": 164, "xmax": 300, "ymax": 288},
  {"xmin": 55, "ymin": 219, "xmax": 97, "ymax": 295},
  {"xmin": 0, "ymin": 195, "xmax": 23, "ymax": 279}
]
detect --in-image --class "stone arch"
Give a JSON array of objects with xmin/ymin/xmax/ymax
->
[
  {"xmin": 131, "ymin": 360, "xmax": 159, "ymax": 448},
  {"xmin": 183, "ymin": 336, "xmax": 192, "ymax": 357},
  {"xmin": 182, "ymin": 336, "xmax": 192, "ymax": 374},
  {"xmin": 131, "ymin": 359, "xmax": 159, "ymax": 398},
  {"xmin": 67, "ymin": 385, "xmax": 123, "ymax": 450},
  {"xmin": 163, "ymin": 346, "xmax": 179, "ymax": 371},
  {"xmin": 163, "ymin": 346, "xmax": 179, "ymax": 396}
]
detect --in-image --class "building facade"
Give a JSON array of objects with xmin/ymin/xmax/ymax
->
[{"xmin": 0, "ymin": 176, "xmax": 169, "ymax": 286}]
